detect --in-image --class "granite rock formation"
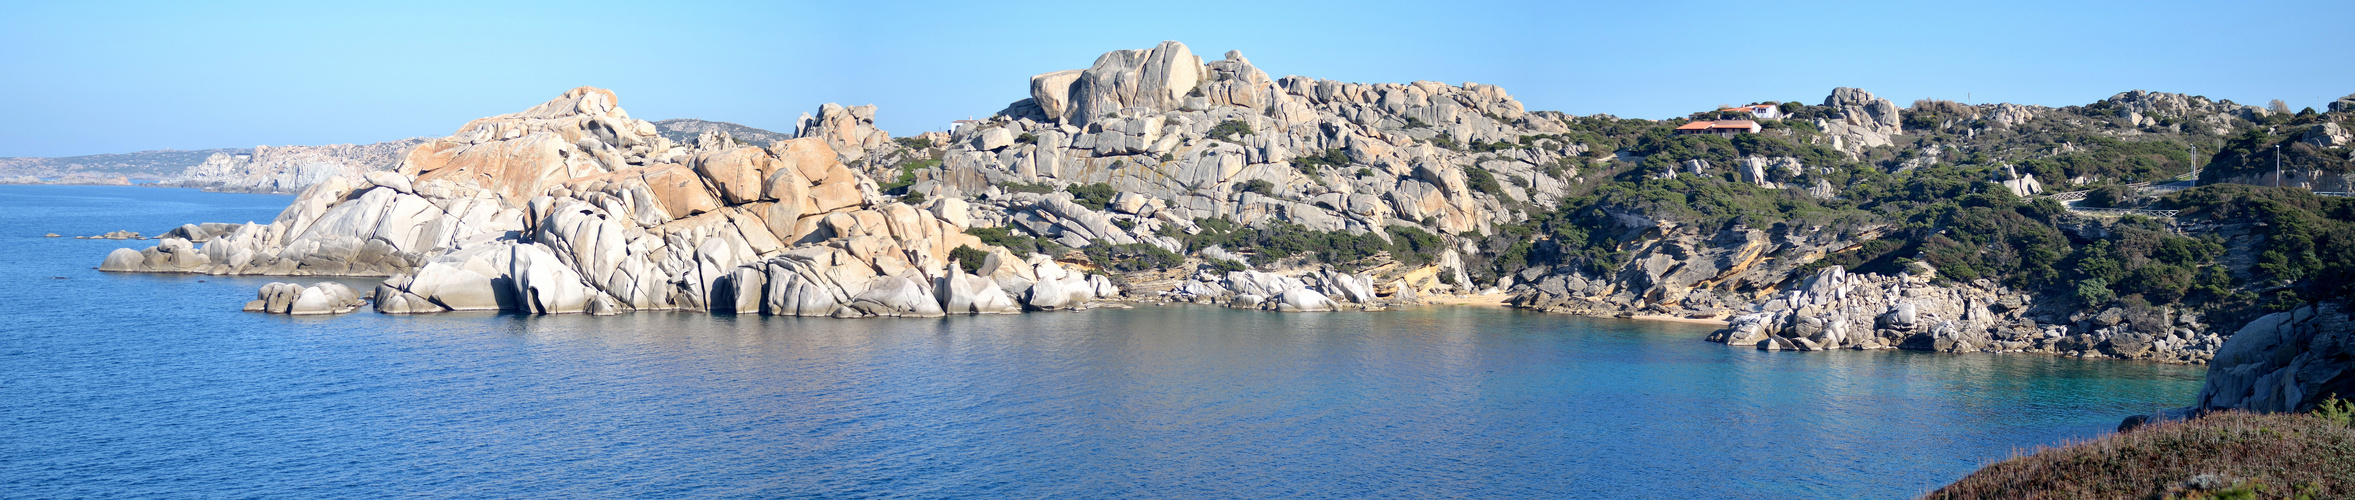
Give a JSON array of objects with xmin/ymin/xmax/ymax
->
[
  {"xmin": 1816, "ymin": 87, "xmax": 1903, "ymax": 152},
  {"xmin": 106, "ymin": 87, "xmax": 1072, "ymax": 318},
  {"xmin": 2194, "ymin": 303, "xmax": 2355, "ymax": 412}
]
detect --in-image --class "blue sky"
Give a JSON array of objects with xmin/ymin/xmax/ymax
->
[{"xmin": 3, "ymin": 0, "xmax": 2348, "ymax": 157}]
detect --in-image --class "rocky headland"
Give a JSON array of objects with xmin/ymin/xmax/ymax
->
[{"xmin": 91, "ymin": 41, "xmax": 2355, "ymax": 368}]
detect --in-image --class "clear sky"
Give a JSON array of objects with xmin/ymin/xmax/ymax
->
[{"xmin": 2, "ymin": 0, "xmax": 2348, "ymax": 157}]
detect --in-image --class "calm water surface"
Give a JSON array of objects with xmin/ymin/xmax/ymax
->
[{"xmin": 0, "ymin": 185, "xmax": 2203, "ymax": 498}]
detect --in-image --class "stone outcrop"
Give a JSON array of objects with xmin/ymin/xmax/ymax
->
[
  {"xmin": 1984, "ymin": 103, "xmax": 2038, "ymax": 128},
  {"xmin": 1999, "ymin": 164, "xmax": 2044, "ymax": 197},
  {"xmin": 2102, "ymin": 90, "xmax": 2268, "ymax": 135},
  {"xmin": 1158, "ymin": 267, "xmax": 1407, "ymax": 311},
  {"xmin": 107, "ymin": 87, "xmax": 1020, "ymax": 319},
  {"xmin": 2304, "ymin": 122, "xmax": 2350, "ymax": 150},
  {"xmin": 1816, "ymin": 87, "xmax": 1903, "ymax": 152},
  {"xmin": 1512, "ymin": 221, "xmax": 1865, "ymax": 318},
  {"xmin": 796, "ymin": 103, "xmax": 892, "ymax": 164},
  {"xmin": 2194, "ymin": 304, "xmax": 2355, "ymax": 413},
  {"xmin": 243, "ymin": 282, "xmax": 366, "ymax": 315},
  {"xmin": 166, "ymin": 139, "xmax": 429, "ymax": 193},
  {"xmin": 1701, "ymin": 266, "xmax": 2222, "ymax": 362},
  {"xmin": 934, "ymin": 40, "xmax": 1580, "ymax": 246}
]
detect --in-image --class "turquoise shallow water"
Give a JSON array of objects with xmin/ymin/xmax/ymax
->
[{"xmin": 0, "ymin": 185, "xmax": 2203, "ymax": 498}]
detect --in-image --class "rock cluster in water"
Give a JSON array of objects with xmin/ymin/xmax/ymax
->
[{"xmin": 244, "ymin": 282, "xmax": 366, "ymax": 315}]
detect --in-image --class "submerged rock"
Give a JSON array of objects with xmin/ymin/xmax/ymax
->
[{"xmin": 244, "ymin": 282, "xmax": 365, "ymax": 315}]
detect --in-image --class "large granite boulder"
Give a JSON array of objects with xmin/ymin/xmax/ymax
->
[
  {"xmin": 1818, "ymin": 87, "xmax": 1903, "ymax": 152},
  {"xmin": 843, "ymin": 275, "xmax": 946, "ymax": 318},
  {"xmin": 2196, "ymin": 304, "xmax": 2355, "ymax": 413}
]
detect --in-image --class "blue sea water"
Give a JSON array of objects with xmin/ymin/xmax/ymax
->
[{"xmin": 0, "ymin": 185, "xmax": 2204, "ymax": 498}]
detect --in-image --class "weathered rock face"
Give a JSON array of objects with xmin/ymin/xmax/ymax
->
[
  {"xmin": 2101, "ymin": 90, "xmax": 2269, "ymax": 135},
  {"xmin": 167, "ymin": 139, "xmax": 430, "ymax": 193},
  {"xmin": 107, "ymin": 87, "xmax": 1020, "ymax": 319},
  {"xmin": 404, "ymin": 87, "xmax": 674, "ymax": 202},
  {"xmin": 2304, "ymin": 122, "xmax": 2350, "ymax": 149},
  {"xmin": 1512, "ymin": 221, "xmax": 1866, "ymax": 318},
  {"xmin": 1817, "ymin": 87, "xmax": 1903, "ymax": 152},
  {"xmin": 1157, "ymin": 267, "xmax": 1410, "ymax": 311},
  {"xmin": 1984, "ymin": 103, "xmax": 2039, "ymax": 128},
  {"xmin": 796, "ymin": 103, "xmax": 891, "ymax": 165},
  {"xmin": 932, "ymin": 40, "xmax": 1581, "ymax": 251},
  {"xmin": 1031, "ymin": 41, "xmax": 1202, "ymax": 128},
  {"xmin": 1696, "ymin": 266, "xmax": 2223, "ymax": 362},
  {"xmin": 2195, "ymin": 304, "xmax": 2355, "ymax": 413}
]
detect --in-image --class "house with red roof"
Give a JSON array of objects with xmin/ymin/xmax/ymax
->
[
  {"xmin": 1718, "ymin": 103, "xmax": 1783, "ymax": 120},
  {"xmin": 1674, "ymin": 120, "xmax": 1761, "ymax": 138}
]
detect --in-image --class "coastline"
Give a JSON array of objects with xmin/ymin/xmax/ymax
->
[
  {"xmin": 1626, "ymin": 314, "xmax": 1732, "ymax": 326},
  {"xmin": 1421, "ymin": 293, "xmax": 1512, "ymax": 308}
]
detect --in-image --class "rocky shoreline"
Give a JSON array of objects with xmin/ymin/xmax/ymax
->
[{"xmin": 87, "ymin": 41, "xmax": 2347, "ymax": 370}]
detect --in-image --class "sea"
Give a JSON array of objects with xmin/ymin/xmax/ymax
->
[{"xmin": 0, "ymin": 185, "xmax": 2205, "ymax": 498}]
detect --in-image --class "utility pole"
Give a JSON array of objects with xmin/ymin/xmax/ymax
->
[
  {"xmin": 2190, "ymin": 145, "xmax": 2198, "ymax": 187},
  {"xmin": 2275, "ymin": 144, "xmax": 2283, "ymax": 188}
]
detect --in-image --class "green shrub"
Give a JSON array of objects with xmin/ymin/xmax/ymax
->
[
  {"xmin": 1207, "ymin": 120, "xmax": 1252, "ymax": 143},
  {"xmin": 1291, "ymin": 148, "xmax": 1351, "ymax": 176},
  {"xmin": 967, "ymin": 226, "xmax": 1042, "ymax": 258},
  {"xmin": 893, "ymin": 136, "xmax": 934, "ymax": 149},
  {"xmin": 1000, "ymin": 182, "xmax": 1057, "ymax": 194},
  {"xmin": 1239, "ymin": 179, "xmax": 1275, "ymax": 196},
  {"xmin": 878, "ymin": 157, "xmax": 940, "ymax": 194},
  {"xmin": 2074, "ymin": 278, "xmax": 2117, "ymax": 306},
  {"xmin": 1464, "ymin": 166, "xmax": 1507, "ymax": 200},
  {"xmin": 949, "ymin": 245, "xmax": 989, "ymax": 274},
  {"xmin": 1067, "ymin": 183, "xmax": 1116, "ymax": 210},
  {"xmin": 1085, "ymin": 243, "xmax": 1184, "ymax": 272},
  {"xmin": 1430, "ymin": 132, "xmax": 1460, "ymax": 150},
  {"xmin": 2085, "ymin": 185, "xmax": 2136, "ymax": 208}
]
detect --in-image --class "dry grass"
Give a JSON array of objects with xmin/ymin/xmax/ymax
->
[{"xmin": 1930, "ymin": 411, "xmax": 2355, "ymax": 499}]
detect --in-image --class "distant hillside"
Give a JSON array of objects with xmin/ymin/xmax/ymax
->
[
  {"xmin": 164, "ymin": 139, "xmax": 431, "ymax": 193},
  {"xmin": 652, "ymin": 118, "xmax": 792, "ymax": 146},
  {"xmin": 0, "ymin": 148, "xmax": 245, "ymax": 180},
  {"xmin": 1, "ymin": 138, "xmax": 429, "ymax": 193}
]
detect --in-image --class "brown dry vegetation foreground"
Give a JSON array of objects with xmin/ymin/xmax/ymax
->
[{"xmin": 1930, "ymin": 411, "xmax": 2355, "ymax": 499}]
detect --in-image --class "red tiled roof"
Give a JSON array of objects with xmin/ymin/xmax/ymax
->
[{"xmin": 1675, "ymin": 121, "xmax": 1716, "ymax": 130}]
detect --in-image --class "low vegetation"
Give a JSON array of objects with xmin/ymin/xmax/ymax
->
[
  {"xmin": 1932, "ymin": 409, "xmax": 2355, "ymax": 498},
  {"xmin": 1206, "ymin": 120, "xmax": 1252, "ymax": 143}
]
